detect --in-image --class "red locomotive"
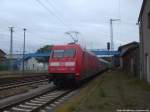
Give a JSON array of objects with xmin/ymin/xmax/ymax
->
[{"xmin": 48, "ymin": 44, "xmax": 108, "ymax": 86}]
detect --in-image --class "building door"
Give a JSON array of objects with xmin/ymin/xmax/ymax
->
[{"xmin": 146, "ymin": 54, "xmax": 150, "ymax": 82}]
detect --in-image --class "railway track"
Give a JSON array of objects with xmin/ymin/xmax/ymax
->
[
  {"xmin": 0, "ymin": 75, "xmax": 48, "ymax": 86},
  {"xmin": 0, "ymin": 87, "xmax": 74, "ymax": 112},
  {"xmin": 0, "ymin": 74, "xmax": 49, "ymax": 91},
  {"xmin": 0, "ymin": 79, "xmax": 49, "ymax": 91},
  {"xmin": 0, "ymin": 71, "xmax": 107, "ymax": 112}
]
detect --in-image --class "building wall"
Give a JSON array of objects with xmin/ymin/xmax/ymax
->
[
  {"xmin": 140, "ymin": 0, "xmax": 150, "ymax": 82},
  {"xmin": 20, "ymin": 57, "xmax": 48, "ymax": 71},
  {"xmin": 122, "ymin": 48, "xmax": 140, "ymax": 77},
  {"xmin": 0, "ymin": 51, "xmax": 5, "ymax": 63},
  {"xmin": 0, "ymin": 57, "xmax": 5, "ymax": 62}
]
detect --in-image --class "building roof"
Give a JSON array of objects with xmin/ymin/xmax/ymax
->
[
  {"xmin": 138, "ymin": 0, "xmax": 147, "ymax": 22},
  {"xmin": 0, "ymin": 49, "xmax": 6, "ymax": 55},
  {"xmin": 6, "ymin": 54, "xmax": 23, "ymax": 59},
  {"xmin": 118, "ymin": 42, "xmax": 139, "ymax": 57}
]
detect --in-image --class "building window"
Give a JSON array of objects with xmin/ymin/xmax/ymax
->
[{"xmin": 148, "ymin": 12, "xmax": 150, "ymax": 29}]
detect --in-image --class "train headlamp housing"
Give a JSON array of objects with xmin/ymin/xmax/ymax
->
[
  {"xmin": 49, "ymin": 62, "xmax": 60, "ymax": 66},
  {"xmin": 49, "ymin": 61, "xmax": 75, "ymax": 67},
  {"xmin": 65, "ymin": 62, "xmax": 75, "ymax": 66}
]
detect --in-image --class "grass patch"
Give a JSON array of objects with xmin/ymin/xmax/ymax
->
[
  {"xmin": 98, "ymin": 87, "xmax": 107, "ymax": 97},
  {"xmin": 55, "ymin": 70, "xmax": 150, "ymax": 112}
]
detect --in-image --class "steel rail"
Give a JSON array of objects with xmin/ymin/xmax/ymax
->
[
  {"xmin": 0, "ymin": 86, "xmax": 57, "ymax": 111},
  {"xmin": 1, "ymin": 88, "xmax": 74, "ymax": 112},
  {"xmin": 0, "ymin": 79, "xmax": 49, "ymax": 91}
]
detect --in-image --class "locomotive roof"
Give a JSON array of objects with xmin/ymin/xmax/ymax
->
[
  {"xmin": 52, "ymin": 44, "xmax": 97, "ymax": 57},
  {"xmin": 52, "ymin": 44, "xmax": 80, "ymax": 48}
]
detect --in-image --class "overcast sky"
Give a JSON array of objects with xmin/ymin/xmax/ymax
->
[{"xmin": 0, "ymin": 0, "xmax": 142, "ymax": 54}]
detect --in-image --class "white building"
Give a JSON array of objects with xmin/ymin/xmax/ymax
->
[{"xmin": 20, "ymin": 57, "xmax": 48, "ymax": 72}]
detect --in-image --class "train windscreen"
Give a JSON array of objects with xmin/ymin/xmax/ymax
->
[
  {"xmin": 53, "ymin": 50, "xmax": 64, "ymax": 58},
  {"xmin": 64, "ymin": 49, "xmax": 75, "ymax": 57},
  {"xmin": 52, "ymin": 49, "xmax": 75, "ymax": 58}
]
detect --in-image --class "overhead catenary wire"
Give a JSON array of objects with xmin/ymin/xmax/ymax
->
[
  {"xmin": 43, "ymin": 0, "xmax": 81, "ymax": 43},
  {"xmin": 35, "ymin": 0, "xmax": 71, "ymax": 30},
  {"xmin": 44, "ymin": 0, "xmax": 71, "ymax": 29},
  {"xmin": 45, "ymin": 0, "xmax": 60, "ymax": 15}
]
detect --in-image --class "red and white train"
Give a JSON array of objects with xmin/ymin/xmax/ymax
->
[{"xmin": 48, "ymin": 44, "xmax": 109, "ymax": 86}]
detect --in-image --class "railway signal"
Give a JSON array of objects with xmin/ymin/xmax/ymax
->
[{"xmin": 107, "ymin": 42, "xmax": 110, "ymax": 51}]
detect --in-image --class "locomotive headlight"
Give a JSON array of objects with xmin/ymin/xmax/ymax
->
[
  {"xmin": 65, "ymin": 62, "xmax": 75, "ymax": 66},
  {"xmin": 50, "ymin": 62, "xmax": 60, "ymax": 66}
]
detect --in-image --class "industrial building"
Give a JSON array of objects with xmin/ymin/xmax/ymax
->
[
  {"xmin": 138, "ymin": 0, "xmax": 150, "ymax": 82},
  {"xmin": 0, "ymin": 49, "xmax": 6, "ymax": 63},
  {"xmin": 118, "ymin": 42, "xmax": 139, "ymax": 77}
]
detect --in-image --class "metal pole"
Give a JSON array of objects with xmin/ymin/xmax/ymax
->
[
  {"xmin": 110, "ymin": 19, "xmax": 120, "ymax": 51},
  {"xmin": 9, "ymin": 27, "xmax": 14, "ymax": 71},
  {"xmin": 110, "ymin": 19, "xmax": 114, "ymax": 51},
  {"xmin": 22, "ymin": 28, "xmax": 26, "ymax": 74}
]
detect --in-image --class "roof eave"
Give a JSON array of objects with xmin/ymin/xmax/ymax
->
[
  {"xmin": 0, "ymin": 49, "xmax": 6, "ymax": 55},
  {"xmin": 138, "ymin": 0, "xmax": 147, "ymax": 23}
]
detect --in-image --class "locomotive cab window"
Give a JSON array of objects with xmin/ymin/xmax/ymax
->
[
  {"xmin": 64, "ymin": 49, "xmax": 75, "ymax": 57},
  {"xmin": 53, "ymin": 50, "xmax": 64, "ymax": 58}
]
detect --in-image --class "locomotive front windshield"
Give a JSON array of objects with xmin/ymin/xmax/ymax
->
[
  {"xmin": 52, "ymin": 49, "xmax": 75, "ymax": 58},
  {"xmin": 64, "ymin": 49, "xmax": 75, "ymax": 57},
  {"xmin": 53, "ymin": 50, "xmax": 64, "ymax": 58}
]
